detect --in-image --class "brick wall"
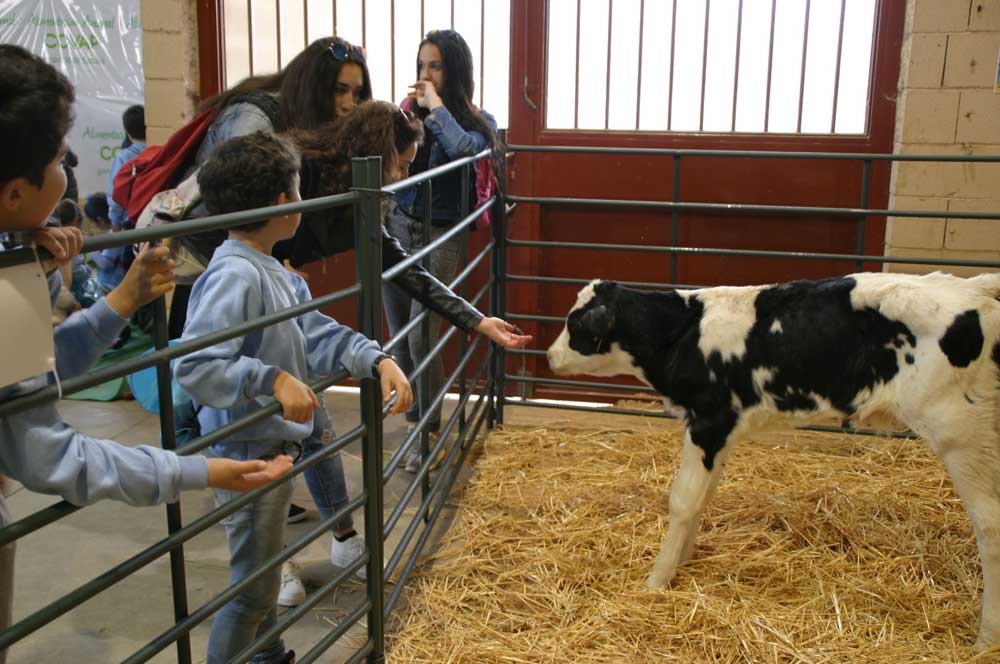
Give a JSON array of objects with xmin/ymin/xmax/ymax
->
[
  {"xmin": 140, "ymin": 0, "xmax": 200, "ymax": 145},
  {"xmin": 887, "ymin": 0, "xmax": 1000, "ymax": 275}
]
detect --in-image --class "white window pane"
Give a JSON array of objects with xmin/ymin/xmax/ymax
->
[
  {"xmin": 423, "ymin": 0, "xmax": 452, "ymax": 33},
  {"xmin": 250, "ymin": 1, "xmax": 279, "ymax": 76},
  {"xmin": 453, "ymin": 1, "xmax": 483, "ymax": 108},
  {"xmin": 546, "ymin": 0, "xmax": 578, "ymax": 129},
  {"xmin": 305, "ymin": 0, "xmax": 334, "ymax": 45},
  {"xmin": 800, "ymin": 0, "xmax": 841, "ymax": 133},
  {"xmin": 364, "ymin": 0, "xmax": 392, "ymax": 102},
  {"xmin": 670, "ymin": 0, "xmax": 706, "ymax": 131},
  {"xmin": 336, "ymin": 0, "xmax": 364, "ymax": 49},
  {"xmin": 835, "ymin": 0, "xmax": 875, "ymax": 134},
  {"xmin": 734, "ymin": 0, "xmax": 771, "ymax": 132},
  {"xmin": 767, "ymin": 0, "xmax": 807, "ymax": 133},
  {"xmin": 278, "ymin": 2, "xmax": 307, "ymax": 68},
  {"xmin": 577, "ymin": 0, "xmax": 610, "ymax": 129},
  {"xmin": 394, "ymin": 0, "xmax": 421, "ymax": 104},
  {"xmin": 483, "ymin": 0, "xmax": 511, "ymax": 128},
  {"xmin": 637, "ymin": 0, "xmax": 671, "ymax": 131},
  {"xmin": 607, "ymin": 0, "xmax": 642, "ymax": 130},
  {"xmin": 223, "ymin": 0, "xmax": 250, "ymax": 85},
  {"xmin": 702, "ymin": 0, "xmax": 740, "ymax": 132}
]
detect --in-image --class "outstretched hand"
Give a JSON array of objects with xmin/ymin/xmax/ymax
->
[
  {"xmin": 474, "ymin": 317, "xmax": 532, "ymax": 349},
  {"xmin": 206, "ymin": 455, "xmax": 294, "ymax": 492}
]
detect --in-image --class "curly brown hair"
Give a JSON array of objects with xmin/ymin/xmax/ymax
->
[{"xmin": 286, "ymin": 100, "xmax": 423, "ymax": 197}]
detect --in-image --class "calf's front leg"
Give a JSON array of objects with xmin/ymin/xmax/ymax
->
[{"xmin": 646, "ymin": 430, "xmax": 726, "ymax": 588}]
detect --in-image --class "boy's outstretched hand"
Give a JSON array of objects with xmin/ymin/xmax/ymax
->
[
  {"xmin": 206, "ymin": 455, "xmax": 294, "ymax": 492},
  {"xmin": 474, "ymin": 317, "xmax": 533, "ymax": 349},
  {"xmin": 273, "ymin": 370, "xmax": 321, "ymax": 423},
  {"xmin": 378, "ymin": 357, "xmax": 413, "ymax": 414},
  {"xmin": 105, "ymin": 243, "xmax": 176, "ymax": 318},
  {"xmin": 32, "ymin": 226, "xmax": 83, "ymax": 269}
]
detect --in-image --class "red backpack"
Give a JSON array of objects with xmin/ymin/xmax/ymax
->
[
  {"xmin": 111, "ymin": 106, "xmax": 219, "ymax": 228},
  {"xmin": 399, "ymin": 98, "xmax": 499, "ymax": 231}
]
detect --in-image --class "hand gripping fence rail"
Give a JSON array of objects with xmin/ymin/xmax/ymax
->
[{"xmin": 1, "ymin": 143, "xmax": 999, "ymax": 662}]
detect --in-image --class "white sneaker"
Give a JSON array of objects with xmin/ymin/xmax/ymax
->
[
  {"xmin": 278, "ymin": 561, "xmax": 306, "ymax": 607},
  {"xmin": 404, "ymin": 430, "xmax": 445, "ymax": 473},
  {"xmin": 331, "ymin": 534, "xmax": 367, "ymax": 580}
]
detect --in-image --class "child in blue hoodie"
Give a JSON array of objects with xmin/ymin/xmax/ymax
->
[
  {"xmin": 0, "ymin": 46, "xmax": 294, "ymax": 664},
  {"xmin": 175, "ymin": 131, "xmax": 411, "ymax": 664}
]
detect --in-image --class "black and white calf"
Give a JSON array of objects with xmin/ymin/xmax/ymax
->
[{"xmin": 547, "ymin": 272, "xmax": 1000, "ymax": 648}]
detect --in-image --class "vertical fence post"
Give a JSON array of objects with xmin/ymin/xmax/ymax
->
[
  {"xmin": 492, "ymin": 139, "xmax": 509, "ymax": 426},
  {"xmin": 352, "ymin": 157, "xmax": 386, "ymax": 664},
  {"xmin": 670, "ymin": 155, "xmax": 681, "ymax": 285},
  {"xmin": 458, "ymin": 163, "xmax": 471, "ymax": 439},
  {"xmin": 856, "ymin": 159, "xmax": 871, "ymax": 272},
  {"xmin": 151, "ymin": 298, "xmax": 192, "ymax": 664},
  {"xmin": 420, "ymin": 178, "xmax": 433, "ymax": 518}
]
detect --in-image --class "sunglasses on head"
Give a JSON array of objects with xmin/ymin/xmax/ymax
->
[{"xmin": 328, "ymin": 42, "xmax": 365, "ymax": 62}]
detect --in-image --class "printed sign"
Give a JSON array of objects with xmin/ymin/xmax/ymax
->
[{"xmin": 0, "ymin": 0, "xmax": 143, "ymax": 200}]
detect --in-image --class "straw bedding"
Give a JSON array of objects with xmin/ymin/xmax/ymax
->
[{"xmin": 386, "ymin": 420, "xmax": 1000, "ymax": 663}]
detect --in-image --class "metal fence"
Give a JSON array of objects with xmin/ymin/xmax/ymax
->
[
  {"xmin": 0, "ymin": 150, "xmax": 499, "ymax": 663},
  {"xmin": 1, "ymin": 144, "xmax": 999, "ymax": 663},
  {"xmin": 493, "ymin": 145, "xmax": 1000, "ymax": 436}
]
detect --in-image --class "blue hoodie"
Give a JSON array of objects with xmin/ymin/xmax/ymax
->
[
  {"xmin": 175, "ymin": 240, "xmax": 384, "ymax": 460},
  {"xmin": 0, "ymin": 268, "xmax": 208, "ymax": 508}
]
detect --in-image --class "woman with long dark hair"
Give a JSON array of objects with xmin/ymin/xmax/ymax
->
[{"xmin": 385, "ymin": 29, "xmax": 502, "ymax": 472}]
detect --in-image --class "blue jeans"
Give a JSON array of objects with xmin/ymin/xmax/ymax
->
[
  {"xmin": 301, "ymin": 427, "xmax": 353, "ymax": 532},
  {"xmin": 207, "ymin": 444, "xmax": 294, "ymax": 664},
  {"xmin": 382, "ymin": 207, "xmax": 461, "ymax": 431}
]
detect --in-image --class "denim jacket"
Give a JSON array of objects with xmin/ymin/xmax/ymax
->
[{"xmin": 396, "ymin": 105, "xmax": 497, "ymax": 226}]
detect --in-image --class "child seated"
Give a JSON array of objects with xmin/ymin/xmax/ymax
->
[{"xmin": 174, "ymin": 131, "xmax": 411, "ymax": 664}]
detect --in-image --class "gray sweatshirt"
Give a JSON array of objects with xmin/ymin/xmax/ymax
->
[
  {"xmin": 0, "ymin": 271, "xmax": 208, "ymax": 508},
  {"xmin": 174, "ymin": 240, "xmax": 383, "ymax": 460}
]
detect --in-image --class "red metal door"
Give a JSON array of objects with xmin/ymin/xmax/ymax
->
[{"xmin": 504, "ymin": 0, "xmax": 906, "ymax": 401}]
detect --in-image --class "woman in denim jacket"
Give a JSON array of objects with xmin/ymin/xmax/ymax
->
[{"xmin": 386, "ymin": 29, "xmax": 502, "ymax": 471}]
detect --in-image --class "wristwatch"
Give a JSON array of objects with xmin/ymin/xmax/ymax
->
[{"xmin": 372, "ymin": 353, "xmax": 390, "ymax": 377}]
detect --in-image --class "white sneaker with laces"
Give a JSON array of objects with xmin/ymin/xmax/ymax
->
[
  {"xmin": 330, "ymin": 534, "xmax": 367, "ymax": 580},
  {"xmin": 278, "ymin": 561, "xmax": 306, "ymax": 607}
]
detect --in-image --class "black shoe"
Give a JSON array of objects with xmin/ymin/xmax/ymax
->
[
  {"xmin": 277, "ymin": 650, "xmax": 296, "ymax": 664},
  {"xmin": 286, "ymin": 503, "xmax": 307, "ymax": 524}
]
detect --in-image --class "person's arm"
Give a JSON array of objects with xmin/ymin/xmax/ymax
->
[
  {"xmin": 291, "ymin": 275, "xmax": 386, "ymax": 380},
  {"xmin": 381, "ymin": 224, "xmax": 484, "ymax": 333},
  {"xmin": 0, "ymin": 395, "xmax": 207, "ymax": 506},
  {"xmin": 174, "ymin": 269, "xmax": 279, "ymax": 408},
  {"xmin": 424, "ymin": 105, "xmax": 497, "ymax": 159},
  {"xmin": 52, "ymin": 245, "xmax": 175, "ymax": 379}
]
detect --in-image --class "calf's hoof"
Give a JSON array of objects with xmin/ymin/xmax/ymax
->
[{"xmin": 644, "ymin": 567, "xmax": 676, "ymax": 589}]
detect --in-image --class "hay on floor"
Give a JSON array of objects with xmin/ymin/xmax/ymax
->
[{"xmin": 386, "ymin": 422, "xmax": 999, "ymax": 664}]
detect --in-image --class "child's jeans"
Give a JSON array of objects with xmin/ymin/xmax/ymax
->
[
  {"xmin": 301, "ymin": 430, "xmax": 354, "ymax": 533},
  {"xmin": 206, "ymin": 445, "xmax": 294, "ymax": 664}
]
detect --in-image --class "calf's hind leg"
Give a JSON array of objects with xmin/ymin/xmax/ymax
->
[
  {"xmin": 646, "ymin": 430, "xmax": 727, "ymax": 588},
  {"xmin": 924, "ymin": 415, "xmax": 1000, "ymax": 650}
]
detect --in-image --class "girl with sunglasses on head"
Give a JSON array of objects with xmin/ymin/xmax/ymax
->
[{"xmin": 386, "ymin": 29, "xmax": 503, "ymax": 472}]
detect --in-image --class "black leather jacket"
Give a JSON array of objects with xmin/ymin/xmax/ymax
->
[{"xmin": 271, "ymin": 160, "xmax": 483, "ymax": 334}]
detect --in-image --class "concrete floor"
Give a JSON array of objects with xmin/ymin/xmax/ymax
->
[{"xmin": 4, "ymin": 389, "xmax": 469, "ymax": 664}]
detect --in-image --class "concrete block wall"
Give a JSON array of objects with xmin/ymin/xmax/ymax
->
[
  {"xmin": 888, "ymin": 0, "xmax": 1000, "ymax": 275},
  {"xmin": 140, "ymin": 0, "xmax": 200, "ymax": 145}
]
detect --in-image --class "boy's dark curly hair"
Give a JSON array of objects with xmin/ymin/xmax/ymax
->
[
  {"xmin": 197, "ymin": 132, "xmax": 301, "ymax": 231},
  {"xmin": 287, "ymin": 101, "xmax": 423, "ymax": 197},
  {"xmin": 0, "ymin": 45, "xmax": 75, "ymax": 187}
]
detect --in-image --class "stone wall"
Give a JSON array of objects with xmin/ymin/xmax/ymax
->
[{"xmin": 139, "ymin": 0, "xmax": 200, "ymax": 145}]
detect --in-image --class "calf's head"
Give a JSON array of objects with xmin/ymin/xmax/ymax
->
[{"xmin": 547, "ymin": 280, "xmax": 640, "ymax": 378}]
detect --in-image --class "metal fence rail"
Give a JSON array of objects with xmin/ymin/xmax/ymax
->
[
  {"xmin": 0, "ymin": 148, "xmax": 499, "ymax": 663},
  {"xmin": 493, "ymin": 144, "xmax": 1000, "ymax": 430}
]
